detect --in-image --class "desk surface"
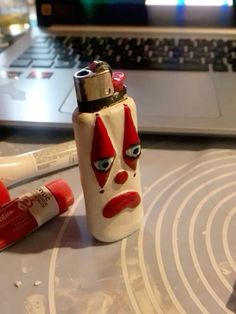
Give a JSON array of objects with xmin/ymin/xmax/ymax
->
[{"xmin": 1, "ymin": 129, "xmax": 236, "ymax": 314}]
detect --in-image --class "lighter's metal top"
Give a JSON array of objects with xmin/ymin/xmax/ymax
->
[{"xmin": 73, "ymin": 61, "xmax": 114, "ymax": 103}]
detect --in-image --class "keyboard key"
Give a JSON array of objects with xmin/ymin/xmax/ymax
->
[
  {"xmin": 32, "ymin": 60, "xmax": 54, "ymax": 68},
  {"xmin": 25, "ymin": 47, "xmax": 52, "ymax": 54},
  {"xmin": 30, "ymin": 42, "xmax": 52, "ymax": 49},
  {"xmin": 195, "ymin": 39, "xmax": 211, "ymax": 47},
  {"xmin": 227, "ymin": 55, "xmax": 236, "ymax": 64},
  {"xmin": 33, "ymin": 36, "xmax": 51, "ymax": 44},
  {"xmin": 19, "ymin": 53, "xmax": 56, "ymax": 60},
  {"xmin": 171, "ymin": 47, "xmax": 184, "ymax": 58},
  {"xmin": 183, "ymin": 57, "xmax": 201, "ymax": 64},
  {"xmin": 160, "ymin": 38, "xmax": 175, "ymax": 46},
  {"xmin": 57, "ymin": 55, "xmax": 76, "ymax": 62},
  {"xmin": 193, "ymin": 51, "xmax": 211, "ymax": 58},
  {"xmin": 54, "ymin": 60, "xmax": 76, "ymax": 68},
  {"xmin": 231, "ymin": 63, "xmax": 236, "ymax": 72},
  {"xmin": 10, "ymin": 59, "xmax": 32, "ymax": 67},
  {"xmin": 178, "ymin": 39, "xmax": 194, "ymax": 47},
  {"xmin": 204, "ymin": 57, "xmax": 214, "ymax": 64},
  {"xmin": 154, "ymin": 63, "xmax": 209, "ymax": 71},
  {"xmin": 212, "ymin": 63, "xmax": 228, "ymax": 72},
  {"xmin": 161, "ymin": 57, "xmax": 180, "ymax": 64},
  {"xmin": 216, "ymin": 39, "xmax": 226, "ymax": 47}
]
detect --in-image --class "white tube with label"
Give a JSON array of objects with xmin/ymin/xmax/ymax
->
[{"xmin": 0, "ymin": 140, "xmax": 78, "ymax": 187}]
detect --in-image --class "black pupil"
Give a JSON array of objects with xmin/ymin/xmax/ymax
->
[
  {"xmin": 102, "ymin": 161, "xmax": 109, "ymax": 169},
  {"xmin": 133, "ymin": 147, "xmax": 139, "ymax": 155}
]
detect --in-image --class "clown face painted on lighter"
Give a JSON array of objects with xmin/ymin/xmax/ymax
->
[
  {"xmin": 72, "ymin": 61, "xmax": 143, "ymax": 242},
  {"xmin": 73, "ymin": 99, "xmax": 143, "ymax": 242}
]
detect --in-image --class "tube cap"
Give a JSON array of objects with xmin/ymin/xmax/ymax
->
[
  {"xmin": 45, "ymin": 179, "xmax": 74, "ymax": 213},
  {"xmin": 0, "ymin": 181, "xmax": 11, "ymax": 206}
]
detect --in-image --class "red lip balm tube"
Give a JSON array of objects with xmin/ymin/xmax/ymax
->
[
  {"xmin": 0, "ymin": 179, "xmax": 74, "ymax": 250},
  {"xmin": 0, "ymin": 181, "xmax": 11, "ymax": 206}
]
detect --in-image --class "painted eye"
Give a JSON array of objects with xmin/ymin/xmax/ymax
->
[
  {"xmin": 125, "ymin": 144, "xmax": 141, "ymax": 158},
  {"xmin": 93, "ymin": 157, "xmax": 115, "ymax": 172}
]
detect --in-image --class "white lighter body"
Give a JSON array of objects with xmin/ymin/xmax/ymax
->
[{"xmin": 72, "ymin": 61, "xmax": 143, "ymax": 242}]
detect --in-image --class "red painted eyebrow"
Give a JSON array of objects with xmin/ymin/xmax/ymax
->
[
  {"xmin": 91, "ymin": 114, "xmax": 116, "ymax": 188},
  {"xmin": 123, "ymin": 104, "xmax": 140, "ymax": 170}
]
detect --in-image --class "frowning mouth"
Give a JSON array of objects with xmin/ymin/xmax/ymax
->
[{"xmin": 103, "ymin": 191, "xmax": 141, "ymax": 218}]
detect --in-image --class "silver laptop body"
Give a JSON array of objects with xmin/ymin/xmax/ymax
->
[{"xmin": 0, "ymin": 1, "xmax": 236, "ymax": 136}]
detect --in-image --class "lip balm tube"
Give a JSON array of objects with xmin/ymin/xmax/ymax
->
[
  {"xmin": 0, "ymin": 178, "xmax": 74, "ymax": 250},
  {"xmin": 72, "ymin": 60, "xmax": 143, "ymax": 242},
  {"xmin": 0, "ymin": 140, "xmax": 78, "ymax": 187},
  {"xmin": 0, "ymin": 181, "xmax": 11, "ymax": 206}
]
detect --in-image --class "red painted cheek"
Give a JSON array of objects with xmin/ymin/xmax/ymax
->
[{"xmin": 114, "ymin": 170, "xmax": 128, "ymax": 184}]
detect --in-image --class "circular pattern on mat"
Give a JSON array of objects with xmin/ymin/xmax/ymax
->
[{"xmin": 122, "ymin": 150, "xmax": 236, "ymax": 313}]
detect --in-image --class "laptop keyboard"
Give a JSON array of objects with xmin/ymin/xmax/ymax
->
[{"xmin": 10, "ymin": 35, "xmax": 236, "ymax": 72}]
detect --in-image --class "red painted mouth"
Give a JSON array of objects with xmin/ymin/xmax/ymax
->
[{"xmin": 103, "ymin": 191, "xmax": 141, "ymax": 219}]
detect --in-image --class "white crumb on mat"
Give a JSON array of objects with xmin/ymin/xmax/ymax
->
[
  {"xmin": 14, "ymin": 281, "xmax": 22, "ymax": 288},
  {"xmin": 34, "ymin": 280, "xmax": 42, "ymax": 286}
]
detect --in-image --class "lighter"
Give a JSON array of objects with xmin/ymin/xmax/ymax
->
[{"xmin": 72, "ymin": 60, "xmax": 143, "ymax": 242}]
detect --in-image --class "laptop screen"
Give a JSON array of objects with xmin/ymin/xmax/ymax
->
[
  {"xmin": 80, "ymin": 0, "xmax": 233, "ymax": 4},
  {"xmin": 36, "ymin": 0, "xmax": 236, "ymax": 28},
  {"xmin": 146, "ymin": 0, "xmax": 233, "ymax": 4}
]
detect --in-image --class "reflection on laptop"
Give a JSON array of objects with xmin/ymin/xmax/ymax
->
[{"xmin": 0, "ymin": 0, "xmax": 236, "ymax": 136}]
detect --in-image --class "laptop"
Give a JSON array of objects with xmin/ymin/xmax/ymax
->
[{"xmin": 0, "ymin": 0, "xmax": 236, "ymax": 136}]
